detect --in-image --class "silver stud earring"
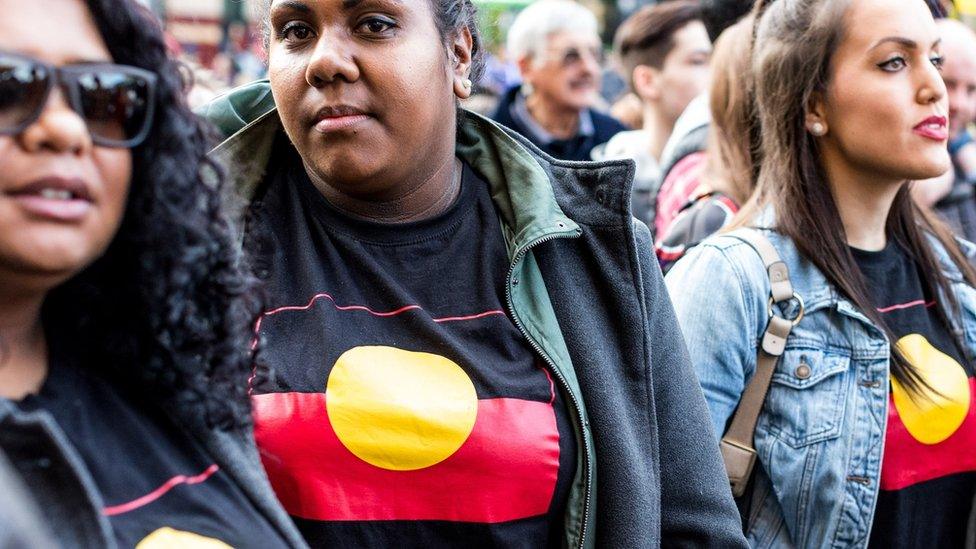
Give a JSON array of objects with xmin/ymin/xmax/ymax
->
[
  {"xmin": 462, "ymin": 79, "xmax": 472, "ymax": 90},
  {"xmin": 810, "ymin": 122, "xmax": 826, "ymax": 136}
]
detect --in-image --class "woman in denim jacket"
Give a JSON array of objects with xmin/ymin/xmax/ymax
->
[{"xmin": 667, "ymin": 0, "xmax": 976, "ymax": 547}]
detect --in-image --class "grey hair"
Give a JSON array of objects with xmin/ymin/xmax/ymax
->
[{"xmin": 505, "ymin": 0, "xmax": 599, "ymax": 63}]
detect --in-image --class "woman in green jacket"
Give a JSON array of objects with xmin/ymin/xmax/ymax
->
[{"xmin": 203, "ymin": 0, "xmax": 746, "ymax": 546}]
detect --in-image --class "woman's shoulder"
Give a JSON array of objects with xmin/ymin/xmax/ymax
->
[
  {"xmin": 667, "ymin": 228, "xmax": 814, "ymax": 309},
  {"xmin": 689, "ymin": 229, "xmax": 772, "ymax": 262},
  {"xmin": 666, "ymin": 230, "xmax": 770, "ymax": 298}
]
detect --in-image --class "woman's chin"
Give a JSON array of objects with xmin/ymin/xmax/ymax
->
[
  {"xmin": 909, "ymin": 155, "xmax": 953, "ymax": 182},
  {"xmin": 305, "ymin": 151, "xmax": 404, "ymax": 194},
  {"xmin": 1, "ymin": 235, "xmax": 101, "ymax": 281}
]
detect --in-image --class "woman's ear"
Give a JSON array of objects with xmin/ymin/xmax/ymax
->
[
  {"xmin": 805, "ymin": 92, "xmax": 829, "ymax": 137},
  {"xmin": 452, "ymin": 26, "xmax": 475, "ymax": 99}
]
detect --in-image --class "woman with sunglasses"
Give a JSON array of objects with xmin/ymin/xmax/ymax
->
[
  {"xmin": 0, "ymin": 0, "xmax": 305, "ymax": 546},
  {"xmin": 200, "ymin": 0, "xmax": 746, "ymax": 546},
  {"xmin": 667, "ymin": 0, "xmax": 976, "ymax": 546}
]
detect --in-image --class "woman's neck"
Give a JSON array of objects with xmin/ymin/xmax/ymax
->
[
  {"xmin": 822, "ymin": 151, "xmax": 902, "ymax": 251},
  {"xmin": 642, "ymin": 103, "xmax": 674, "ymax": 161},
  {"xmin": 0, "ymin": 286, "xmax": 48, "ymax": 400},
  {"xmin": 525, "ymin": 94, "xmax": 580, "ymax": 140},
  {"xmin": 308, "ymin": 156, "xmax": 463, "ymax": 224}
]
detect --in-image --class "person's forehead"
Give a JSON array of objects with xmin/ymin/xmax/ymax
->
[
  {"xmin": 941, "ymin": 25, "xmax": 976, "ymax": 68},
  {"xmin": 271, "ymin": 0, "xmax": 413, "ymax": 16},
  {"xmin": 545, "ymin": 29, "xmax": 600, "ymax": 50},
  {"xmin": 943, "ymin": 44, "xmax": 976, "ymax": 80},
  {"xmin": 671, "ymin": 20, "xmax": 711, "ymax": 51},
  {"xmin": 0, "ymin": 0, "xmax": 111, "ymax": 64},
  {"xmin": 842, "ymin": 0, "xmax": 938, "ymax": 51}
]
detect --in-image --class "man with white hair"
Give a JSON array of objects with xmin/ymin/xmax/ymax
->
[
  {"xmin": 929, "ymin": 18, "xmax": 976, "ymax": 243},
  {"xmin": 491, "ymin": 0, "xmax": 627, "ymax": 161}
]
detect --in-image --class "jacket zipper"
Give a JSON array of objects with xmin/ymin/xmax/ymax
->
[{"xmin": 504, "ymin": 230, "xmax": 591, "ymax": 549}]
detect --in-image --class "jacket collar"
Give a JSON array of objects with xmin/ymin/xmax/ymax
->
[{"xmin": 210, "ymin": 107, "xmax": 584, "ymax": 254}]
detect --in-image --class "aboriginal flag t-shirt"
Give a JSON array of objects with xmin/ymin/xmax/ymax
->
[
  {"xmin": 851, "ymin": 242, "xmax": 976, "ymax": 547},
  {"xmin": 15, "ymin": 350, "xmax": 290, "ymax": 549},
  {"xmin": 245, "ymin": 139, "xmax": 577, "ymax": 547}
]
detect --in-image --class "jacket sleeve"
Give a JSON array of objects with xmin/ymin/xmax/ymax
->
[
  {"xmin": 665, "ymin": 242, "xmax": 758, "ymax": 438},
  {"xmin": 0, "ymin": 451, "xmax": 59, "ymax": 548},
  {"xmin": 633, "ymin": 222, "xmax": 748, "ymax": 548}
]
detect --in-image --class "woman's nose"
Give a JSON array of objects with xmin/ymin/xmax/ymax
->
[
  {"xmin": 305, "ymin": 32, "xmax": 361, "ymax": 88},
  {"xmin": 17, "ymin": 86, "xmax": 92, "ymax": 155},
  {"xmin": 917, "ymin": 60, "xmax": 948, "ymax": 107}
]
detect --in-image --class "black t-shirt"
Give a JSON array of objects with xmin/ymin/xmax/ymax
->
[
  {"xmin": 16, "ymin": 352, "xmax": 288, "ymax": 549},
  {"xmin": 246, "ymin": 138, "xmax": 577, "ymax": 548},
  {"xmin": 852, "ymin": 243, "xmax": 976, "ymax": 548}
]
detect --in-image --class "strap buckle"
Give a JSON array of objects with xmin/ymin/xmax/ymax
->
[
  {"xmin": 767, "ymin": 292, "xmax": 805, "ymax": 327},
  {"xmin": 720, "ymin": 438, "xmax": 758, "ymax": 498}
]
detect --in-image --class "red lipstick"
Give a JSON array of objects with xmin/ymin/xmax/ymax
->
[{"xmin": 914, "ymin": 115, "xmax": 949, "ymax": 141}]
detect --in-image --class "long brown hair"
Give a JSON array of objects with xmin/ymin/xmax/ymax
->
[
  {"xmin": 738, "ymin": 0, "xmax": 976, "ymax": 394},
  {"xmin": 701, "ymin": 14, "xmax": 758, "ymax": 205}
]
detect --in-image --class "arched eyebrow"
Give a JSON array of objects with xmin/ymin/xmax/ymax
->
[
  {"xmin": 271, "ymin": 0, "xmax": 312, "ymax": 14},
  {"xmin": 869, "ymin": 36, "xmax": 942, "ymax": 51},
  {"xmin": 342, "ymin": 0, "xmax": 404, "ymax": 8}
]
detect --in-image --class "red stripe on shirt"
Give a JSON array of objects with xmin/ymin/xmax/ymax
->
[
  {"xmin": 253, "ymin": 392, "xmax": 560, "ymax": 523},
  {"xmin": 102, "ymin": 464, "xmax": 220, "ymax": 516},
  {"xmin": 876, "ymin": 300, "xmax": 936, "ymax": 313}
]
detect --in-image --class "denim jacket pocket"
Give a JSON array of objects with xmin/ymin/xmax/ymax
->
[{"xmin": 760, "ymin": 348, "xmax": 851, "ymax": 449}]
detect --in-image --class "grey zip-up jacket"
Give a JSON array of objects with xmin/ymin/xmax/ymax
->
[{"xmin": 202, "ymin": 80, "xmax": 747, "ymax": 548}]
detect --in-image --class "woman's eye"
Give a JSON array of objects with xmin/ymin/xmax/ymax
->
[
  {"xmin": 280, "ymin": 22, "xmax": 313, "ymax": 42},
  {"xmin": 931, "ymin": 55, "xmax": 946, "ymax": 71},
  {"xmin": 358, "ymin": 18, "xmax": 394, "ymax": 34},
  {"xmin": 878, "ymin": 56, "xmax": 907, "ymax": 72}
]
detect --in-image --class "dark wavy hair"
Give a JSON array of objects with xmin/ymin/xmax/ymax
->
[{"xmin": 42, "ymin": 0, "xmax": 258, "ymax": 430}]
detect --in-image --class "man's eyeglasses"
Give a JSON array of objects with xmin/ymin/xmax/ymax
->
[
  {"xmin": 0, "ymin": 51, "xmax": 157, "ymax": 148},
  {"xmin": 548, "ymin": 46, "xmax": 604, "ymax": 68}
]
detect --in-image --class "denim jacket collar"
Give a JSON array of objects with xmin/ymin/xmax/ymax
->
[{"xmin": 749, "ymin": 208, "xmax": 973, "ymax": 330}]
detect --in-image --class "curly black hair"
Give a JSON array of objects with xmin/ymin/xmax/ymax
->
[{"xmin": 43, "ymin": 0, "xmax": 258, "ymax": 430}]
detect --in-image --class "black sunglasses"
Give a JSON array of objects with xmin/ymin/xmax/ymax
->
[{"xmin": 0, "ymin": 51, "xmax": 157, "ymax": 148}]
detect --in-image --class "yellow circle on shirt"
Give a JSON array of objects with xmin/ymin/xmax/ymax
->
[
  {"xmin": 136, "ymin": 528, "xmax": 231, "ymax": 548},
  {"xmin": 326, "ymin": 346, "xmax": 478, "ymax": 470},
  {"xmin": 892, "ymin": 333, "xmax": 970, "ymax": 445}
]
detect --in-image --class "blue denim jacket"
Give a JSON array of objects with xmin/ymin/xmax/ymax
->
[{"xmin": 665, "ymin": 226, "xmax": 976, "ymax": 548}]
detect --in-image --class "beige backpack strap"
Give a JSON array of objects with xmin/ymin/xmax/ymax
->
[{"xmin": 720, "ymin": 229, "xmax": 804, "ymax": 497}]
